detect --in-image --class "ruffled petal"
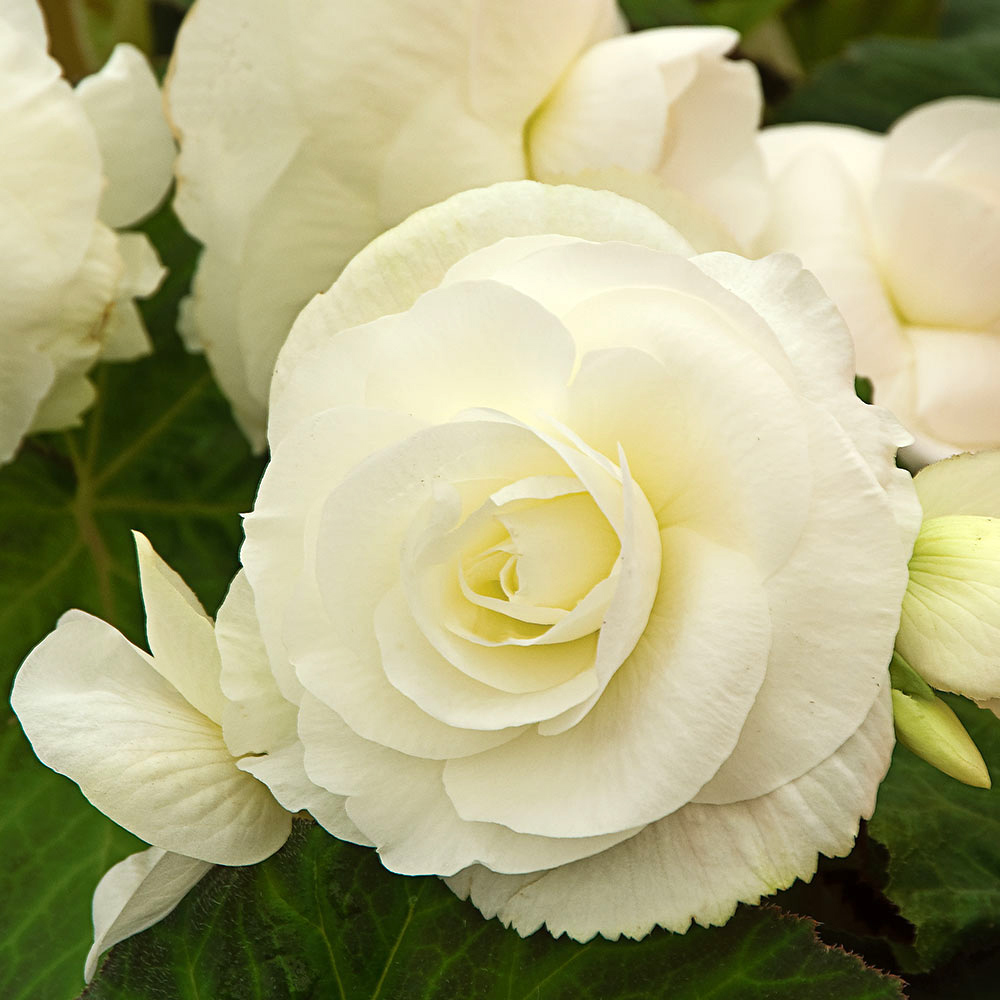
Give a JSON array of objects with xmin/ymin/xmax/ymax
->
[{"xmin": 446, "ymin": 687, "xmax": 893, "ymax": 941}]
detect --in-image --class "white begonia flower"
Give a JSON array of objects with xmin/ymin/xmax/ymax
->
[
  {"xmin": 11, "ymin": 533, "xmax": 293, "ymax": 870},
  {"xmin": 233, "ymin": 181, "xmax": 920, "ymax": 941},
  {"xmin": 166, "ymin": 0, "xmax": 765, "ymax": 449},
  {"xmin": 896, "ymin": 450, "xmax": 1000, "ymax": 718},
  {"xmin": 0, "ymin": 0, "xmax": 174, "ymax": 465},
  {"xmin": 754, "ymin": 98, "xmax": 1000, "ymax": 466}
]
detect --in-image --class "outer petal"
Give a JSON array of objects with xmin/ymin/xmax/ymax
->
[
  {"xmin": 446, "ymin": 687, "xmax": 893, "ymax": 941},
  {"xmin": 11, "ymin": 611, "xmax": 290, "ymax": 865},
  {"xmin": 76, "ymin": 44, "xmax": 175, "ymax": 228},
  {"xmin": 100, "ymin": 232, "xmax": 164, "ymax": 361},
  {"xmin": 299, "ymin": 694, "xmax": 639, "ymax": 876},
  {"xmin": 882, "ymin": 97, "xmax": 1000, "ymax": 178},
  {"xmin": 85, "ymin": 848, "xmax": 212, "ymax": 981},
  {"xmin": 0, "ymin": 342, "xmax": 52, "ymax": 464},
  {"xmin": 0, "ymin": 0, "xmax": 47, "ymax": 48},
  {"xmin": 695, "ymin": 406, "xmax": 911, "ymax": 803},
  {"xmin": 913, "ymin": 450, "xmax": 1000, "ymax": 519},
  {"xmin": 872, "ymin": 177, "xmax": 1000, "ymax": 329},
  {"xmin": 906, "ymin": 325, "xmax": 1000, "ymax": 449},
  {"xmin": 272, "ymin": 181, "xmax": 692, "ymax": 441},
  {"xmin": 134, "ymin": 531, "xmax": 225, "ymax": 724}
]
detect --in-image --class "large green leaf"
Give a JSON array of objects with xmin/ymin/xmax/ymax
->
[
  {"xmin": 773, "ymin": 25, "xmax": 1000, "ymax": 129},
  {"xmin": 781, "ymin": 0, "xmax": 939, "ymax": 71},
  {"xmin": 82, "ymin": 822, "xmax": 905, "ymax": 1000},
  {"xmin": 0, "ymin": 722, "xmax": 141, "ymax": 1000},
  {"xmin": 0, "ymin": 206, "xmax": 264, "ymax": 1000},
  {"xmin": 870, "ymin": 695, "xmax": 1000, "ymax": 971}
]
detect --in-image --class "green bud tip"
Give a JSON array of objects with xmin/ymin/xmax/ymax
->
[{"xmin": 891, "ymin": 689, "xmax": 991, "ymax": 790}]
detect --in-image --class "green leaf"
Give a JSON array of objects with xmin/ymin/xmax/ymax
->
[
  {"xmin": 941, "ymin": 0, "xmax": 1000, "ymax": 36},
  {"xmin": 83, "ymin": 822, "xmax": 905, "ymax": 1000},
  {"xmin": 0, "ymin": 722, "xmax": 141, "ymax": 1000},
  {"xmin": 772, "ymin": 32, "xmax": 1000, "ymax": 130},
  {"xmin": 0, "ymin": 204, "xmax": 264, "ymax": 999},
  {"xmin": 870, "ymin": 695, "xmax": 1000, "ymax": 970},
  {"xmin": 782, "ymin": 0, "xmax": 940, "ymax": 71},
  {"xmin": 620, "ymin": 0, "xmax": 793, "ymax": 32}
]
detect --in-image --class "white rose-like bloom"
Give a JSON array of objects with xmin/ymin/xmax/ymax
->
[
  {"xmin": 755, "ymin": 98, "xmax": 1000, "ymax": 466},
  {"xmin": 166, "ymin": 0, "xmax": 765, "ymax": 448},
  {"xmin": 0, "ymin": 0, "xmax": 175, "ymax": 465},
  {"xmin": 233, "ymin": 182, "xmax": 920, "ymax": 940}
]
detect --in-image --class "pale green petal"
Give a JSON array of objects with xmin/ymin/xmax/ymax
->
[{"xmin": 898, "ymin": 515, "xmax": 1000, "ymax": 699}]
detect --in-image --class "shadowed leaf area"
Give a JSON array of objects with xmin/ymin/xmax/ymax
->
[
  {"xmin": 82, "ymin": 822, "xmax": 905, "ymax": 1000},
  {"xmin": 870, "ymin": 695, "xmax": 1000, "ymax": 973},
  {"xmin": 0, "ymin": 204, "xmax": 264, "ymax": 1000}
]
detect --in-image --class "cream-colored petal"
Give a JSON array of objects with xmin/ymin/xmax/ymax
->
[
  {"xmin": 85, "ymin": 848, "xmax": 212, "ymax": 981},
  {"xmin": 236, "ymin": 744, "xmax": 372, "ymax": 846},
  {"xmin": 217, "ymin": 570, "xmax": 298, "ymax": 757},
  {"xmin": 696, "ymin": 405, "xmax": 911, "ymax": 803},
  {"xmin": 906, "ymin": 325, "xmax": 1000, "ymax": 449},
  {"xmin": 100, "ymin": 232, "xmax": 163, "ymax": 361},
  {"xmin": 134, "ymin": 531, "xmax": 225, "ymax": 724},
  {"xmin": 0, "ymin": 0, "xmax": 48, "ymax": 49},
  {"xmin": 274, "ymin": 181, "xmax": 691, "ymax": 432},
  {"xmin": 0, "ymin": 342, "xmax": 53, "ymax": 464},
  {"xmin": 914, "ymin": 450, "xmax": 1000, "ymax": 518},
  {"xmin": 270, "ymin": 279, "xmax": 577, "ymax": 445},
  {"xmin": 242, "ymin": 407, "xmax": 424, "ymax": 703},
  {"xmin": 299, "ymin": 694, "xmax": 639, "ymax": 876},
  {"xmin": 76, "ymin": 44, "xmax": 175, "ymax": 228},
  {"xmin": 447, "ymin": 688, "xmax": 892, "ymax": 941},
  {"xmin": 11, "ymin": 611, "xmax": 290, "ymax": 865},
  {"xmin": 442, "ymin": 527, "xmax": 770, "ymax": 838},
  {"xmin": 873, "ymin": 177, "xmax": 1000, "ymax": 329},
  {"xmin": 883, "ymin": 97, "xmax": 1000, "ymax": 178}
]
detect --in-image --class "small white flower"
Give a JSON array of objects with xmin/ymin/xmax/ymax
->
[
  {"xmin": 166, "ymin": 0, "xmax": 765, "ymax": 447},
  {"xmin": 755, "ymin": 98, "xmax": 1000, "ymax": 465},
  {"xmin": 0, "ymin": 0, "xmax": 175, "ymax": 464},
  {"xmin": 232, "ymin": 181, "xmax": 919, "ymax": 941},
  {"xmin": 11, "ymin": 533, "xmax": 292, "ymax": 866}
]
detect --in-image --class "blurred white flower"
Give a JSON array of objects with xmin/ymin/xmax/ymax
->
[
  {"xmin": 166, "ymin": 0, "xmax": 765, "ymax": 447},
  {"xmin": 232, "ymin": 182, "xmax": 919, "ymax": 941},
  {"xmin": 0, "ymin": 0, "xmax": 175, "ymax": 464},
  {"xmin": 756, "ymin": 98, "xmax": 1000, "ymax": 465}
]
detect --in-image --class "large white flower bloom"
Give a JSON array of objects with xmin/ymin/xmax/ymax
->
[
  {"xmin": 755, "ymin": 98, "xmax": 1000, "ymax": 465},
  {"xmin": 231, "ymin": 182, "xmax": 920, "ymax": 940},
  {"xmin": 0, "ymin": 0, "xmax": 175, "ymax": 465},
  {"xmin": 166, "ymin": 0, "xmax": 765, "ymax": 447}
]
